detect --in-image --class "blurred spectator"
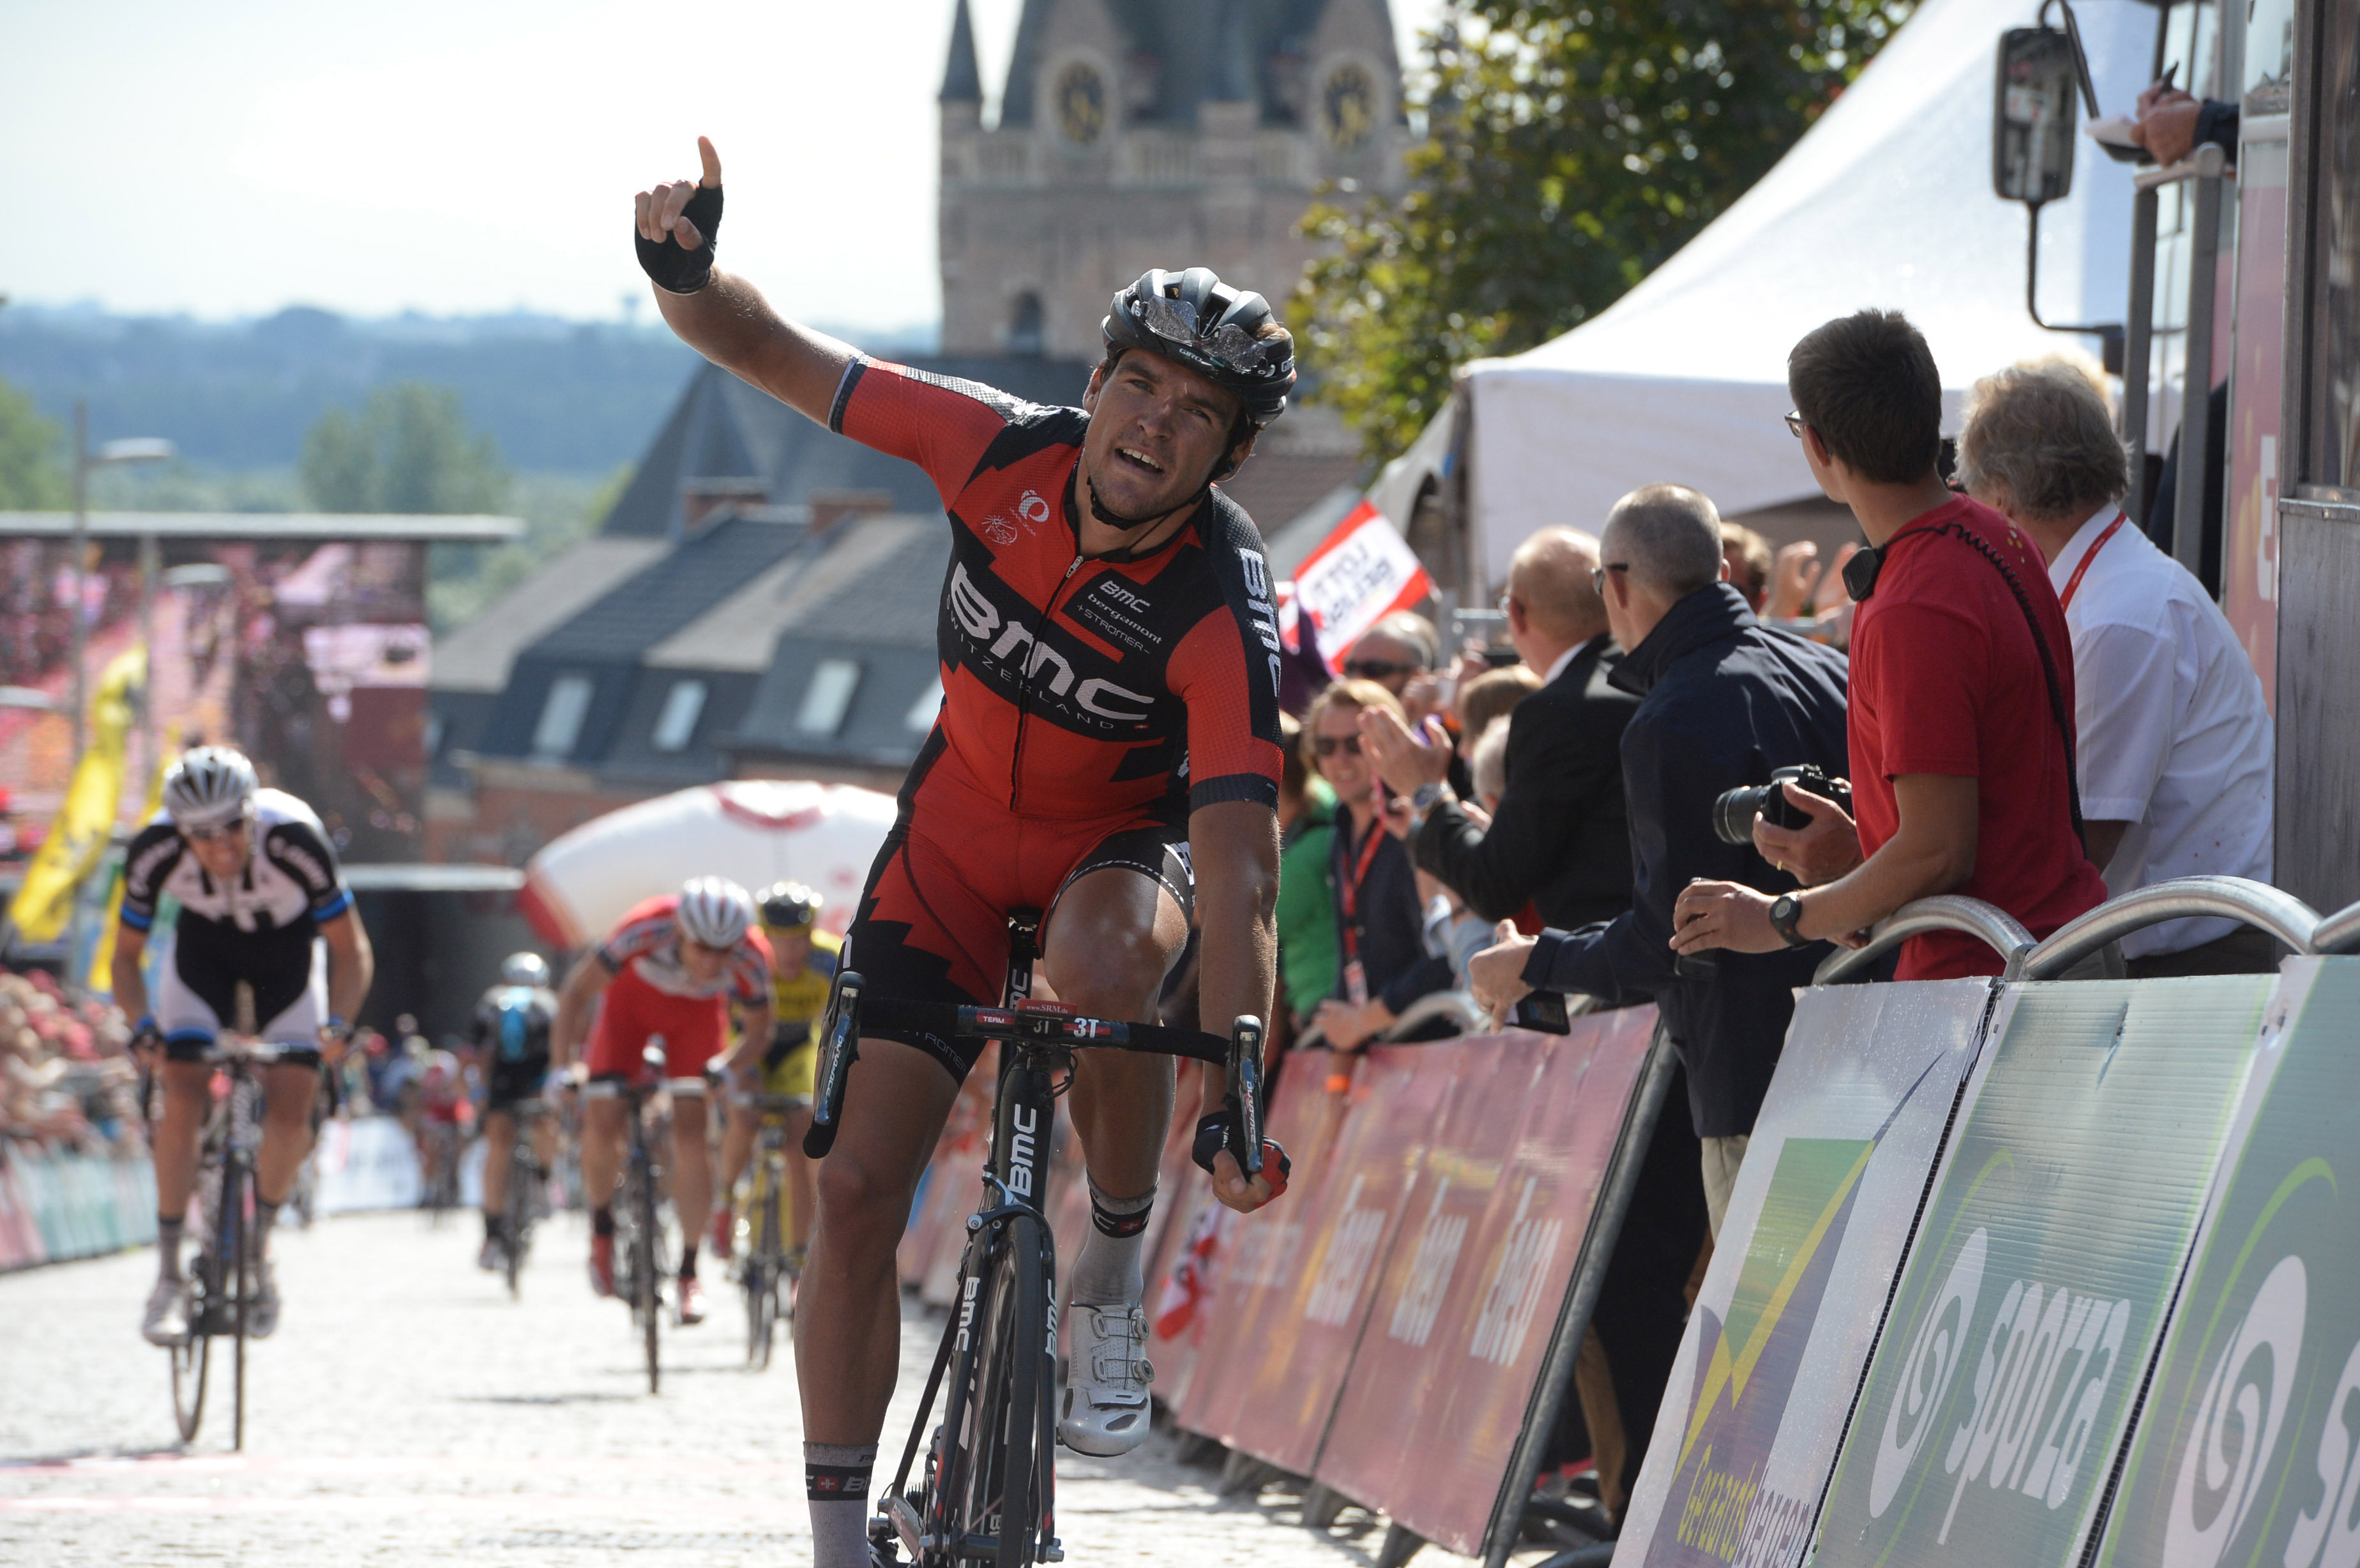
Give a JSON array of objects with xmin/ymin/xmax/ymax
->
[
  {"xmin": 2129, "ymin": 80, "xmax": 2237, "ymax": 167},
  {"xmin": 0, "ymin": 969, "xmax": 142, "ymax": 1154},
  {"xmin": 1671, "ymin": 310, "xmax": 2108, "ymax": 979},
  {"xmin": 1342, "ymin": 611, "xmax": 1446, "ymax": 725},
  {"xmin": 1273, "ymin": 712, "xmax": 1340, "ymax": 1030},
  {"xmin": 1360, "ymin": 528, "xmax": 1639, "ymax": 931},
  {"xmin": 1467, "ymin": 485, "xmax": 1850, "ymax": 1236},
  {"xmin": 1958, "ymin": 361, "xmax": 2274, "ymax": 976},
  {"xmin": 1763, "ymin": 539, "xmax": 1862, "ymax": 648},
  {"xmin": 1469, "ymin": 718, "xmax": 1511, "ymax": 811},
  {"xmin": 1720, "ymin": 524, "xmax": 1773, "ymax": 612},
  {"xmin": 1304, "ymin": 680, "xmax": 1452, "ymax": 1052},
  {"xmin": 1454, "ymin": 665, "xmax": 1541, "ymax": 769}
]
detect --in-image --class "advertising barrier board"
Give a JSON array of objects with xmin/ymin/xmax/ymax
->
[
  {"xmin": 312, "ymin": 1115, "xmax": 424, "ymax": 1214},
  {"xmin": 1616, "ymin": 979, "xmax": 2002, "ymax": 1568},
  {"xmin": 1812, "ymin": 976, "xmax": 2274, "ymax": 1568},
  {"xmin": 0, "ymin": 1143, "xmax": 158, "ymax": 1270},
  {"xmin": 1314, "ymin": 1007, "xmax": 1658, "ymax": 1556},
  {"xmin": 1177, "ymin": 1046, "xmax": 1432, "ymax": 1475},
  {"xmin": 2092, "ymin": 958, "xmax": 2360, "ymax": 1568}
]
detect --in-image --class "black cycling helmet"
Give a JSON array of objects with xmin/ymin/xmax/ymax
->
[
  {"xmin": 1101, "ymin": 268, "xmax": 1294, "ymax": 428},
  {"xmin": 757, "ymin": 880, "xmax": 822, "ymax": 931}
]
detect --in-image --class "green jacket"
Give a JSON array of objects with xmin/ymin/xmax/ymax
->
[{"xmin": 1276, "ymin": 785, "xmax": 1341, "ymax": 1022}]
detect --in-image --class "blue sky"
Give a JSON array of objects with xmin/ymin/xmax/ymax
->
[{"xmin": 0, "ymin": 0, "xmax": 1445, "ymax": 332}]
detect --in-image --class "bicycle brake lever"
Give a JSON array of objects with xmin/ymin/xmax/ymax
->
[
  {"xmin": 1227, "ymin": 1016, "xmax": 1266, "ymax": 1177},
  {"xmin": 803, "ymin": 972, "xmax": 865, "ymax": 1160}
]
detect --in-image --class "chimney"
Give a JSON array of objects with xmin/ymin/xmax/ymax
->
[
  {"xmin": 808, "ymin": 490, "xmax": 896, "ymax": 538},
  {"xmin": 679, "ymin": 476, "xmax": 769, "ymax": 534}
]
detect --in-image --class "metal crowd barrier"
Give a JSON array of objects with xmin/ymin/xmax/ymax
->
[
  {"xmin": 1813, "ymin": 876, "xmax": 2338, "ymax": 986},
  {"xmin": 1812, "ymin": 896, "xmax": 2035, "ymax": 984},
  {"xmin": 2021, "ymin": 876, "xmax": 2322, "ymax": 978}
]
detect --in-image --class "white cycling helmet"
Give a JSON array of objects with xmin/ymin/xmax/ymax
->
[
  {"xmin": 499, "ymin": 952, "xmax": 550, "ymax": 988},
  {"xmin": 675, "ymin": 876, "xmax": 754, "ymax": 950},
  {"xmin": 163, "ymin": 746, "xmax": 259, "ymax": 831}
]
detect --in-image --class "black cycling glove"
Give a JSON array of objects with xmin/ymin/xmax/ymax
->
[
  {"xmin": 635, "ymin": 184, "xmax": 722, "ymax": 294},
  {"xmin": 1191, "ymin": 1103, "xmax": 1291, "ymax": 1196}
]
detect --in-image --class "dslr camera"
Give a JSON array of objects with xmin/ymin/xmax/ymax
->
[{"xmin": 1711, "ymin": 764, "xmax": 1852, "ymax": 847}]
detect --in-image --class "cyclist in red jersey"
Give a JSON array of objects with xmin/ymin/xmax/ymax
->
[
  {"xmin": 552, "ymin": 876, "xmax": 774, "ymax": 1326},
  {"xmin": 635, "ymin": 140, "xmax": 1290, "ymax": 1562}
]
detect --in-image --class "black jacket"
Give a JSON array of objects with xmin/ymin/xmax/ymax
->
[
  {"xmin": 1332, "ymin": 807, "xmax": 1454, "ymax": 1014},
  {"xmin": 1520, "ymin": 584, "xmax": 1850, "ymax": 1138},
  {"xmin": 1415, "ymin": 635, "xmax": 1640, "ymax": 930}
]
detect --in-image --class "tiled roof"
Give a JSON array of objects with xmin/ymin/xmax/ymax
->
[{"xmin": 432, "ymin": 536, "xmax": 670, "ymax": 693}]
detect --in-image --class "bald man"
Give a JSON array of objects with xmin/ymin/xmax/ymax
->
[{"xmin": 1361, "ymin": 526, "xmax": 1640, "ymax": 931}]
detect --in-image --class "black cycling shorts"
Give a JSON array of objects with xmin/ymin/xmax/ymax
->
[{"xmin": 485, "ymin": 1057, "xmax": 551, "ymax": 1113}]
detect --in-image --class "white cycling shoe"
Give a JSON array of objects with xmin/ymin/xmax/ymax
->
[
  {"xmin": 1057, "ymin": 1302, "xmax": 1154, "ymax": 1456},
  {"xmin": 141, "ymin": 1275, "xmax": 192, "ymax": 1346}
]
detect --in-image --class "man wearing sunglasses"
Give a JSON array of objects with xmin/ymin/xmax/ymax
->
[
  {"xmin": 634, "ymin": 140, "xmax": 1291, "ymax": 1556},
  {"xmin": 116, "ymin": 746, "xmax": 374, "ymax": 1348}
]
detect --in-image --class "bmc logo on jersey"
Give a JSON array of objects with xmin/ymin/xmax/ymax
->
[{"xmin": 948, "ymin": 562, "xmax": 1154, "ymax": 723}]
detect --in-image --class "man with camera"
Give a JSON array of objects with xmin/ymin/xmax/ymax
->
[
  {"xmin": 1667, "ymin": 311, "xmax": 2108, "ymax": 982},
  {"xmin": 1466, "ymin": 486, "xmax": 1849, "ymax": 1236}
]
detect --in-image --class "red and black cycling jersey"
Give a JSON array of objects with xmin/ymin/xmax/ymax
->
[{"xmin": 830, "ymin": 357, "xmax": 1285, "ymax": 826}]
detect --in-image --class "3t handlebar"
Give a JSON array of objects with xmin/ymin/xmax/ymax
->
[{"xmin": 802, "ymin": 971, "xmax": 1267, "ymax": 1175}]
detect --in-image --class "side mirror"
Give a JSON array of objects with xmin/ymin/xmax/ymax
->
[{"xmin": 1993, "ymin": 26, "xmax": 2083, "ymax": 206}]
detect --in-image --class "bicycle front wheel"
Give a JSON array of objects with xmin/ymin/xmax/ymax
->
[
  {"xmin": 169, "ymin": 1306, "xmax": 210, "ymax": 1442},
  {"xmin": 634, "ymin": 1165, "xmax": 662, "ymax": 1394},
  {"xmin": 934, "ymin": 1212, "xmax": 1054, "ymax": 1568},
  {"xmin": 223, "ymin": 1161, "xmax": 250, "ymax": 1453},
  {"xmin": 504, "ymin": 1151, "xmax": 534, "ymax": 1299}
]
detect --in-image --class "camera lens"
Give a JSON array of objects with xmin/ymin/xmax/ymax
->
[{"xmin": 1711, "ymin": 783, "xmax": 1771, "ymax": 845}]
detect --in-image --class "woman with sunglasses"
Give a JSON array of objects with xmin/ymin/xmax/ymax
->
[
  {"xmin": 1305, "ymin": 681, "xmax": 1455, "ymax": 1053},
  {"xmin": 117, "ymin": 745, "xmax": 375, "ymax": 1348}
]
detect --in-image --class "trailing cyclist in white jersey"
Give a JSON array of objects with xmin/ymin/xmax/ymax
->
[{"xmin": 116, "ymin": 747, "xmax": 374, "ymax": 1347}]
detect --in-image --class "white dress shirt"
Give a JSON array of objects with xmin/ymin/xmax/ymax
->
[{"xmin": 2048, "ymin": 504, "xmax": 2274, "ymax": 958}]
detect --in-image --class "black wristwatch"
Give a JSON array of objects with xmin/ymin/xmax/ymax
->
[{"xmin": 1768, "ymin": 892, "xmax": 1810, "ymax": 948}]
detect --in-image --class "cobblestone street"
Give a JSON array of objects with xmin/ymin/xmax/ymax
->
[{"xmin": 0, "ymin": 1211, "xmax": 1490, "ymax": 1567}]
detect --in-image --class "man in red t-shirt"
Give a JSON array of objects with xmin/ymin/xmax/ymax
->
[{"xmin": 1670, "ymin": 310, "xmax": 2106, "ymax": 979}]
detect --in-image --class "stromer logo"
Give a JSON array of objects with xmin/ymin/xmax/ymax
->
[{"xmin": 949, "ymin": 562, "xmax": 1153, "ymax": 723}]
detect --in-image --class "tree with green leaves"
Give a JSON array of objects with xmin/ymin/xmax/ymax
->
[
  {"xmin": 1297, "ymin": 1, "xmax": 1915, "ymax": 463},
  {"xmin": 299, "ymin": 382, "xmax": 510, "ymax": 513},
  {"xmin": 0, "ymin": 377, "xmax": 68, "ymax": 509}
]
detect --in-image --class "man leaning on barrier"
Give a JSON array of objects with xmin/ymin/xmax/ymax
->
[
  {"xmin": 1956, "ymin": 361, "xmax": 2274, "ymax": 977},
  {"xmin": 1464, "ymin": 485, "xmax": 1851, "ymax": 1237},
  {"xmin": 1670, "ymin": 310, "xmax": 2111, "ymax": 983}
]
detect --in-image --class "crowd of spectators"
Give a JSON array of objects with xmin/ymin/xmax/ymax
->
[
  {"xmin": 1256, "ymin": 302, "xmax": 2279, "ymax": 1527},
  {"xmin": 0, "ymin": 967, "xmax": 142, "ymax": 1156}
]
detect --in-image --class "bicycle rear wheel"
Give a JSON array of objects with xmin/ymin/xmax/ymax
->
[
  {"xmin": 931, "ymin": 1212, "xmax": 1053, "ymax": 1568},
  {"xmin": 748, "ymin": 1168, "xmax": 783, "ymax": 1369},
  {"xmin": 222, "ymin": 1161, "xmax": 250, "ymax": 1453}
]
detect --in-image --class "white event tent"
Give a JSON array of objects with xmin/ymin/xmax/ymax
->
[{"xmin": 1378, "ymin": 0, "xmax": 2165, "ymax": 589}]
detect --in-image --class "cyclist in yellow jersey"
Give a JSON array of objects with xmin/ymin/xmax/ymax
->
[{"xmin": 713, "ymin": 882, "xmax": 835, "ymax": 1262}]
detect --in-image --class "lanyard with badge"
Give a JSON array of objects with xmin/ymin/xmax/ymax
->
[
  {"xmin": 2057, "ymin": 510, "xmax": 2129, "ymax": 612},
  {"xmin": 1337, "ymin": 813, "xmax": 1387, "ymax": 1006}
]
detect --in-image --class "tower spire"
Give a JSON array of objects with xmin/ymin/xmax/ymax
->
[{"xmin": 940, "ymin": 0, "xmax": 982, "ymax": 103}]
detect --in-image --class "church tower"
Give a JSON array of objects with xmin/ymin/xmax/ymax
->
[{"xmin": 937, "ymin": 0, "xmax": 1409, "ymax": 360}]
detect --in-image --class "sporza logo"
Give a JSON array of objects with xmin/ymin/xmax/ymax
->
[
  {"xmin": 2164, "ymin": 1253, "xmax": 2305, "ymax": 1568},
  {"xmin": 949, "ymin": 561, "xmax": 1154, "ymax": 723},
  {"xmin": 1868, "ymin": 1226, "xmax": 2135, "ymax": 1542}
]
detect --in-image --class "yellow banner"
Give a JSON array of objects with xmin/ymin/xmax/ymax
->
[
  {"xmin": 85, "ymin": 723, "xmax": 174, "ymax": 992},
  {"xmin": 7, "ymin": 647, "xmax": 144, "ymax": 945}
]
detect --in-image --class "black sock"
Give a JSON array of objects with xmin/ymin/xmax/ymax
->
[
  {"xmin": 254, "ymin": 1200, "xmax": 280, "ymax": 1253},
  {"xmin": 679, "ymin": 1243, "xmax": 699, "ymax": 1280},
  {"xmin": 483, "ymin": 1211, "xmax": 501, "ymax": 1241},
  {"xmin": 593, "ymin": 1205, "xmax": 615, "ymax": 1238},
  {"xmin": 156, "ymin": 1216, "xmax": 185, "ymax": 1281}
]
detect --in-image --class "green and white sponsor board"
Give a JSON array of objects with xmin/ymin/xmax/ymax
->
[
  {"xmin": 1619, "ymin": 979, "xmax": 2000, "ymax": 1568},
  {"xmin": 1810, "ymin": 975, "xmax": 2275, "ymax": 1568},
  {"xmin": 2093, "ymin": 958, "xmax": 2360, "ymax": 1568}
]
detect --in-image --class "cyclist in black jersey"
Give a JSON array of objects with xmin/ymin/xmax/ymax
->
[
  {"xmin": 637, "ymin": 139, "xmax": 1290, "ymax": 1565},
  {"xmin": 470, "ymin": 952, "xmax": 560, "ymax": 1270},
  {"xmin": 116, "ymin": 747, "xmax": 375, "ymax": 1346}
]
